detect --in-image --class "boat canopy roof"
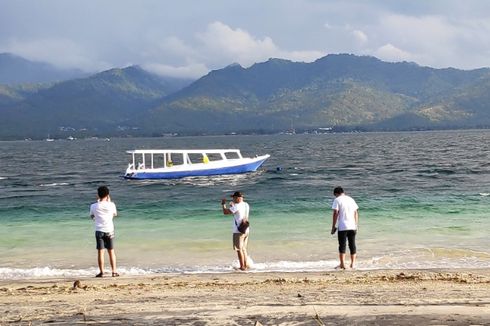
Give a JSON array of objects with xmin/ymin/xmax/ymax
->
[{"xmin": 126, "ymin": 149, "xmax": 241, "ymax": 154}]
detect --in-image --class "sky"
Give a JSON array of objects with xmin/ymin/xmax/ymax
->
[{"xmin": 2, "ymin": 0, "xmax": 490, "ymax": 78}]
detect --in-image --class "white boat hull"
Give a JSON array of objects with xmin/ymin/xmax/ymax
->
[{"xmin": 124, "ymin": 155, "xmax": 269, "ymax": 180}]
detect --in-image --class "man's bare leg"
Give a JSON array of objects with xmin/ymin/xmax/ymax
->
[
  {"xmin": 237, "ymin": 250, "xmax": 246, "ymax": 270},
  {"xmin": 350, "ymin": 254, "xmax": 356, "ymax": 269},
  {"xmin": 338, "ymin": 253, "xmax": 346, "ymax": 269},
  {"xmin": 242, "ymin": 248, "xmax": 249, "ymax": 269},
  {"xmin": 97, "ymin": 249, "xmax": 105, "ymax": 274},
  {"xmin": 108, "ymin": 249, "xmax": 117, "ymax": 274}
]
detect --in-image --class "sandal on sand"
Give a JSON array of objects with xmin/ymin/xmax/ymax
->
[
  {"xmin": 95, "ymin": 272, "xmax": 104, "ymax": 278},
  {"xmin": 112, "ymin": 272, "xmax": 120, "ymax": 277}
]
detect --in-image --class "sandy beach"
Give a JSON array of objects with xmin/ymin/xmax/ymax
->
[{"xmin": 1, "ymin": 269, "xmax": 489, "ymax": 325}]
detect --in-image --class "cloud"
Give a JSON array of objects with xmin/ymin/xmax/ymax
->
[
  {"xmin": 196, "ymin": 21, "xmax": 325, "ymax": 67},
  {"xmin": 352, "ymin": 30, "xmax": 368, "ymax": 45},
  {"xmin": 323, "ymin": 23, "xmax": 370, "ymax": 51},
  {"xmin": 374, "ymin": 43, "xmax": 413, "ymax": 62},
  {"xmin": 369, "ymin": 13, "xmax": 490, "ymax": 68},
  {"xmin": 1, "ymin": 38, "xmax": 109, "ymax": 72},
  {"xmin": 4, "ymin": 0, "xmax": 490, "ymax": 77},
  {"xmin": 278, "ymin": 50, "xmax": 326, "ymax": 63},
  {"xmin": 145, "ymin": 21, "xmax": 325, "ymax": 77},
  {"xmin": 142, "ymin": 62, "xmax": 209, "ymax": 79},
  {"xmin": 196, "ymin": 21, "xmax": 279, "ymax": 67}
]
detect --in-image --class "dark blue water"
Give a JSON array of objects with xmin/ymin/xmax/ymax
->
[{"xmin": 1, "ymin": 131, "xmax": 489, "ymax": 279}]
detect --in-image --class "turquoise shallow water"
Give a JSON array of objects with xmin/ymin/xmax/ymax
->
[{"xmin": 0, "ymin": 131, "xmax": 489, "ymax": 279}]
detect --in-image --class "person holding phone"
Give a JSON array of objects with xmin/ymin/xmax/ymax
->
[{"xmin": 221, "ymin": 191, "xmax": 250, "ymax": 271}]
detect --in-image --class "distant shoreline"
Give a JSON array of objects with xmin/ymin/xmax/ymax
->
[{"xmin": 2, "ymin": 127, "xmax": 490, "ymax": 141}]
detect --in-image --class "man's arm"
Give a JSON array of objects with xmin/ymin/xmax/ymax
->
[
  {"xmin": 221, "ymin": 199, "xmax": 232, "ymax": 215},
  {"xmin": 331, "ymin": 209, "xmax": 338, "ymax": 234},
  {"xmin": 354, "ymin": 210, "xmax": 359, "ymax": 228}
]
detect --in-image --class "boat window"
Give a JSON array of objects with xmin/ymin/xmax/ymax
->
[
  {"xmin": 224, "ymin": 152, "xmax": 240, "ymax": 160},
  {"xmin": 187, "ymin": 153, "xmax": 202, "ymax": 164},
  {"xmin": 207, "ymin": 153, "xmax": 222, "ymax": 161},
  {"xmin": 153, "ymin": 154, "xmax": 165, "ymax": 169},
  {"xmin": 168, "ymin": 153, "xmax": 184, "ymax": 166},
  {"xmin": 136, "ymin": 153, "xmax": 152, "ymax": 169}
]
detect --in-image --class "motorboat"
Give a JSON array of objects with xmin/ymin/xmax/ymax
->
[{"xmin": 123, "ymin": 149, "xmax": 270, "ymax": 180}]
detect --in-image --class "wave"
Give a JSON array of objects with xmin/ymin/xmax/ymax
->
[
  {"xmin": 39, "ymin": 182, "xmax": 70, "ymax": 187},
  {"xmin": 0, "ymin": 266, "xmax": 152, "ymax": 280},
  {"xmin": 0, "ymin": 261, "xmax": 338, "ymax": 280},
  {"xmin": 3, "ymin": 254, "xmax": 490, "ymax": 280},
  {"xmin": 0, "ymin": 177, "xmax": 6, "ymax": 180}
]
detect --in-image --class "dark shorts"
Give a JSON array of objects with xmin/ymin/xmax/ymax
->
[
  {"xmin": 338, "ymin": 230, "xmax": 357, "ymax": 254},
  {"xmin": 95, "ymin": 231, "xmax": 114, "ymax": 250}
]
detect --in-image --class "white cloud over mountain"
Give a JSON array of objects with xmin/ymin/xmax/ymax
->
[{"xmin": 2, "ymin": 0, "xmax": 490, "ymax": 78}]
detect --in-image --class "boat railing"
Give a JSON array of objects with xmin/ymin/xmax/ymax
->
[{"xmin": 126, "ymin": 149, "xmax": 247, "ymax": 171}]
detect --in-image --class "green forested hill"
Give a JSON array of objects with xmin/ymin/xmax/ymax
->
[
  {"xmin": 2, "ymin": 54, "xmax": 490, "ymax": 139},
  {"xmin": 142, "ymin": 54, "xmax": 490, "ymax": 133},
  {"xmin": 0, "ymin": 66, "xmax": 193, "ymax": 138}
]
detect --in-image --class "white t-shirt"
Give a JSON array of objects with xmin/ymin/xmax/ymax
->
[
  {"xmin": 229, "ymin": 201, "xmax": 250, "ymax": 234},
  {"xmin": 90, "ymin": 201, "xmax": 117, "ymax": 232},
  {"xmin": 331, "ymin": 194, "xmax": 358, "ymax": 231}
]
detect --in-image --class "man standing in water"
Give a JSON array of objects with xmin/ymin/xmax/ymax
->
[
  {"xmin": 331, "ymin": 186, "xmax": 359, "ymax": 269},
  {"xmin": 221, "ymin": 191, "xmax": 250, "ymax": 271},
  {"xmin": 90, "ymin": 186, "xmax": 119, "ymax": 277}
]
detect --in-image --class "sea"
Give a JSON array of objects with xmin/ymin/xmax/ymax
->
[{"xmin": 1, "ymin": 130, "xmax": 489, "ymax": 280}]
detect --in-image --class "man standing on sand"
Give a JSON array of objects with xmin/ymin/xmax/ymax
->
[
  {"xmin": 221, "ymin": 191, "xmax": 250, "ymax": 271},
  {"xmin": 90, "ymin": 186, "xmax": 119, "ymax": 277},
  {"xmin": 331, "ymin": 186, "xmax": 359, "ymax": 269}
]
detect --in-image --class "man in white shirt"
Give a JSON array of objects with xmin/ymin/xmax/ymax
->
[
  {"xmin": 221, "ymin": 191, "xmax": 250, "ymax": 271},
  {"xmin": 331, "ymin": 186, "xmax": 359, "ymax": 269},
  {"xmin": 90, "ymin": 186, "xmax": 118, "ymax": 277}
]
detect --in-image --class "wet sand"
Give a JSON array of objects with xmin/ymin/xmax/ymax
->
[{"xmin": 1, "ymin": 269, "xmax": 490, "ymax": 325}]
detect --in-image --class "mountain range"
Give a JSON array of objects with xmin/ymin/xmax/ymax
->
[
  {"xmin": 1, "ymin": 53, "xmax": 490, "ymax": 139},
  {"xmin": 0, "ymin": 53, "xmax": 86, "ymax": 84}
]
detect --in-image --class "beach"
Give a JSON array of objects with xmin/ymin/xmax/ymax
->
[
  {"xmin": 1, "ymin": 269, "xmax": 490, "ymax": 325},
  {"xmin": 1, "ymin": 133, "xmax": 490, "ymax": 324}
]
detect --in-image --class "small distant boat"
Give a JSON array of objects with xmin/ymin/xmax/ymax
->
[
  {"xmin": 45, "ymin": 136, "xmax": 54, "ymax": 142},
  {"xmin": 124, "ymin": 149, "xmax": 270, "ymax": 180}
]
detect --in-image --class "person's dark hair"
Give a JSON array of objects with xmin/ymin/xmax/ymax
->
[
  {"xmin": 333, "ymin": 186, "xmax": 344, "ymax": 195},
  {"xmin": 97, "ymin": 186, "xmax": 110, "ymax": 199}
]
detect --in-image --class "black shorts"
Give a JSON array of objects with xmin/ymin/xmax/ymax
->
[
  {"xmin": 338, "ymin": 230, "xmax": 357, "ymax": 254},
  {"xmin": 95, "ymin": 231, "xmax": 114, "ymax": 250}
]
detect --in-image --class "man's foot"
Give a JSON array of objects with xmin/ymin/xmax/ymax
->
[
  {"xmin": 334, "ymin": 265, "xmax": 346, "ymax": 270},
  {"xmin": 112, "ymin": 272, "xmax": 120, "ymax": 277},
  {"xmin": 95, "ymin": 272, "xmax": 104, "ymax": 278}
]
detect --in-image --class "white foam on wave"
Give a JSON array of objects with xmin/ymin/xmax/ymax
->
[
  {"xmin": 361, "ymin": 250, "xmax": 490, "ymax": 270},
  {"xmin": 0, "ymin": 176, "xmax": 6, "ymax": 180},
  {"xmin": 39, "ymin": 182, "xmax": 69, "ymax": 187},
  {"xmin": 0, "ymin": 266, "xmax": 152, "ymax": 280},
  {"xmin": 0, "ymin": 267, "xmax": 92, "ymax": 280},
  {"xmin": 479, "ymin": 193, "xmax": 490, "ymax": 197},
  {"xmin": 174, "ymin": 259, "xmax": 340, "ymax": 274},
  {"xmin": 3, "ymin": 254, "xmax": 490, "ymax": 280},
  {"xmin": 250, "ymin": 259, "xmax": 339, "ymax": 272}
]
